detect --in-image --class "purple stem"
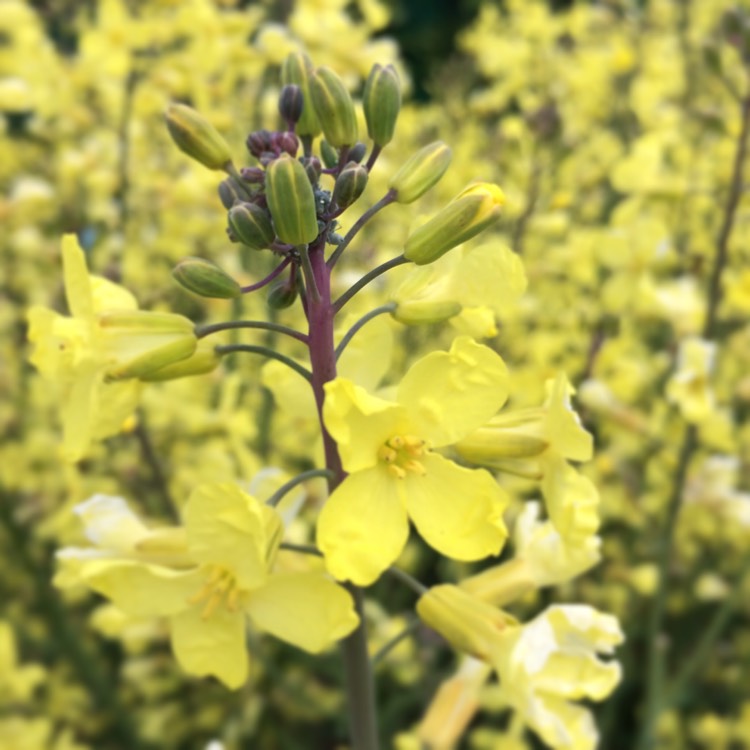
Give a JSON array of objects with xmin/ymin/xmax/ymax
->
[
  {"xmin": 305, "ymin": 238, "xmax": 344, "ymax": 481},
  {"xmin": 240, "ymin": 257, "xmax": 291, "ymax": 294}
]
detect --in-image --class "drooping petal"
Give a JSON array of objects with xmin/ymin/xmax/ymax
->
[
  {"xmin": 545, "ymin": 373, "xmax": 593, "ymax": 462},
  {"xmin": 61, "ymin": 234, "xmax": 94, "ymax": 321},
  {"xmin": 323, "ymin": 378, "xmax": 409, "ymax": 473},
  {"xmin": 73, "ymin": 494, "xmax": 150, "ymax": 551},
  {"xmin": 397, "ymin": 337, "xmax": 509, "ymax": 447},
  {"xmin": 246, "ymin": 572, "xmax": 358, "ymax": 652},
  {"xmin": 170, "ymin": 605, "xmax": 248, "ymax": 689},
  {"xmin": 74, "ymin": 559, "xmax": 202, "ymax": 618},
  {"xmin": 316, "ymin": 467, "xmax": 409, "ymax": 585},
  {"xmin": 60, "ymin": 363, "xmax": 100, "ymax": 463},
  {"xmin": 183, "ymin": 484, "xmax": 277, "ymax": 590},
  {"xmin": 406, "ymin": 454, "xmax": 508, "ymax": 561}
]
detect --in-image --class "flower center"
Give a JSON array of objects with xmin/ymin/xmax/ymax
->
[
  {"xmin": 377, "ymin": 434, "xmax": 428, "ymax": 479},
  {"xmin": 187, "ymin": 565, "xmax": 246, "ymax": 619}
]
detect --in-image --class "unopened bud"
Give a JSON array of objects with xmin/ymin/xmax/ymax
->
[
  {"xmin": 417, "ymin": 585, "xmax": 515, "ymax": 662},
  {"xmin": 165, "ymin": 103, "xmax": 232, "ymax": 171},
  {"xmin": 267, "ymin": 277, "xmax": 298, "ymax": 309},
  {"xmin": 348, "ymin": 142, "xmax": 367, "ymax": 163},
  {"xmin": 281, "ymin": 52, "xmax": 321, "ymax": 137},
  {"xmin": 227, "ymin": 202, "xmax": 275, "ymax": 250},
  {"xmin": 265, "ymin": 154, "xmax": 319, "ymax": 245},
  {"xmin": 141, "ymin": 341, "xmax": 221, "ymax": 381},
  {"xmin": 172, "ymin": 257, "xmax": 241, "ymax": 299},
  {"xmin": 279, "ymin": 84, "xmax": 304, "ymax": 126},
  {"xmin": 304, "ymin": 156, "xmax": 322, "ymax": 184},
  {"xmin": 279, "ymin": 131, "xmax": 299, "ymax": 157},
  {"xmin": 97, "ymin": 311, "xmax": 196, "ymax": 381},
  {"xmin": 392, "ymin": 299, "xmax": 461, "ymax": 325},
  {"xmin": 310, "ymin": 67, "xmax": 358, "ymax": 148},
  {"xmin": 389, "ymin": 141, "xmax": 452, "ymax": 204},
  {"xmin": 320, "ymin": 140, "xmax": 339, "ymax": 169},
  {"xmin": 240, "ymin": 166, "xmax": 265, "ymax": 184},
  {"xmin": 218, "ymin": 178, "xmax": 244, "ymax": 209},
  {"xmin": 363, "ymin": 63, "xmax": 401, "ymax": 147},
  {"xmin": 404, "ymin": 183, "xmax": 505, "ymax": 265},
  {"xmin": 332, "ymin": 161, "xmax": 368, "ymax": 209},
  {"xmin": 247, "ymin": 129, "xmax": 274, "ymax": 158}
]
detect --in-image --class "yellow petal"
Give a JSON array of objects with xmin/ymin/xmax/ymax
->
[
  {"xmin": 60, "ymin": 363, "xmax": 100, "ymax": 462},
  {"xmin": 89, "ymin": 275, "xmax": 138, "ymax": 312},
  {"xmin": 246, "ymin": 572, "xmax": 358, "ymax": 652},
  {"xmin": 76, "ymin": 560, "xmax": 202, "ymax": 617},
  {"xmin": 170, "ymin": 605, "xmax": 248, "ymax": 689},
  {"xmin": 317, "ymin": 467, "xmax": 409, "ymax": 585},
  {"xmin": 61, "ymin": 234, "xmax": 94, "ymax": 321},
  {"xmin": 323, "ymin": 378, "xmax": 409, "ymax": 473},
  {"xmin": 183, "ymin": 483, "xmax": 277, "ymax": 590},
  {"xmin": 397, "ymin": 337, "xmax": 509, "ymax": 447},
  {"xmin": 406, "ymin": 454, "xmax": 508, "ymax": 561}
]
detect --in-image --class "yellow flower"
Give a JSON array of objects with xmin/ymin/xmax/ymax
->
[
  {"xmin": 461, "ymin": 501, "xmax": 601, "ymax": 607},
  {"xmin": 317, "ymin": 336, "xmax": 511, "ymax": 585},
  {"xmin": 492, "ymin": 605, "xmax": 624, "ymax": 750},
  {"xmin": 27, "ymin": 235, "xmax": 197, "ymax": 461},
  {"xmin": 0, "ymin": 621, "xmax": 46, "ymax": 702},
  {"xmin": 454, "ymin": 372, "xmax": 593, "ymax": 480},
  {"xmin": 56, "ymin": 484, "xmax": 358, "ymax": 689},
  {"xmin": 418, "ymin": 587, "xmax": 623, "ymax": 750}
]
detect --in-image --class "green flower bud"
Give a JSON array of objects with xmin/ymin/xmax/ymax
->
[
  {"xmin": 388, "ymin": 141, "xmax": 452, "ymax": 204},
  {"xmin": 281, "ymin": 52, "xmax": 321, "ymax": 137},
  {"xmin": 218, "ymin": 178, "xmax": 245, "ymax": 209},
  {"xmin": 332, "ymin": 161, "xmax": 368, "ymax": 210},
  {"xmin": 392, "ymin": 299, "xmax": 462, "ymax": 325},
  {"xmin": 141, "ymin": 341, "xmax": 221, "ymax": 381},
  {"xmin": 165, "ymin": 103, "xmax": 232, "ymax": 171},
  {"xmin": 228, "ymin": 202, "xmax": 275, "ymax": 250},
  {"xmin": 320, "ymin": 139, "xmax": 339, "ymax": 169},
  {"xmin": 265, "ymin": 155, "xmax": 320, "ymax": 246},
  {"xmin": 172, "ymin": 257, "xmax": 241, "ymax": 299},
  {"xmin": 267, "ymin": 278, "xmax": 298, "ymax": 309},
  {"xmin": 363, "ymin": 63, "xmax": 401, "ymax": 147},
  {"xmin": 404, "ymin": 183, "xmax": 506, "ymax": 266},
  {"xmin": 309, "ymin": 67, "xmax": 358, "ymax": 148},
  {"xmin": 96, "ymin": 311, "xmax": 197, "ymax": 381}
]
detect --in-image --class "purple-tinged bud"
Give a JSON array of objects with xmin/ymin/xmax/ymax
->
[
  {"xmin": 332, "ymin": 161, "xmax": 368, "ymax": 210},
  {"xmin": 279, "ymin": 84, "xmax": 304, "ymax": 126},
  {"xmin": 247, "ymin": 129, "xmax": 274, "ymax": 158},
  {"xmin": 278, "ymin": 131, "xmax": 300, "ymax": 157},
  {"xmin": 348, "ymin": 142, "xmax": 367, "ymax": 163},
  {"xmin": 240, "ymin": 166, "xmax": 265, "ymax": 184},
  {"xmin": 281, "ymin": 52, "xmax": 321, "ymax": 137}
]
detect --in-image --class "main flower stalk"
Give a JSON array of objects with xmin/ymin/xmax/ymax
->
[{"xmin": 305, "ymin": 236, "xmax": 379, "ymax": 750}]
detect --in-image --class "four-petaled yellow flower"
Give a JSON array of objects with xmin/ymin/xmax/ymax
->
[
  {"xmin": 317, "ymin": 336, "xmax": 511, "ymax": 585},
  {"xmin": 27, "ymin": 234, "xmax": 197, "ymax": 462},
  {"xmin": 56, "ymin": 483, "xmax": 359, "ymax": 689}
]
